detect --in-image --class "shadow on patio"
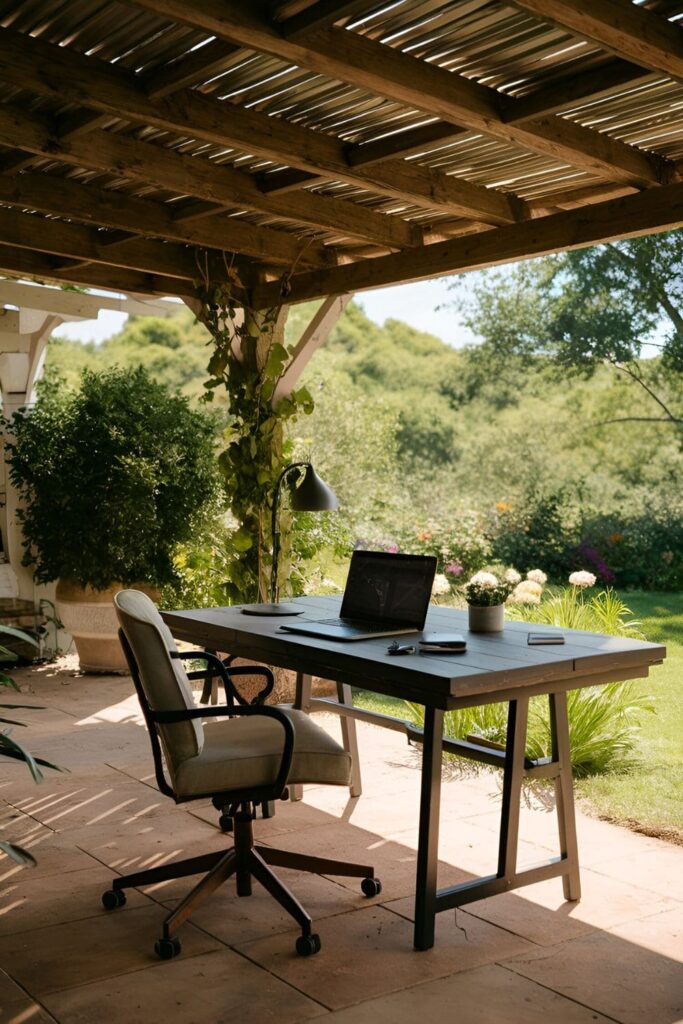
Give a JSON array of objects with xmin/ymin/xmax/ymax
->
[{"xmin": 0, "ymin": 661, "xmax": 681, "ymax": 1024}]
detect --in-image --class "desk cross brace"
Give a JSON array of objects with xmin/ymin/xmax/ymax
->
[{"xmin": 309, "ymin": 688, "xmax": 580, "ymax": 950}]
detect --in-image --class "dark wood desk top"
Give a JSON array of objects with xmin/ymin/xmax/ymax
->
[{"xmin": 162, "ymin": 595, "xmax": 665, "ymax": 710}]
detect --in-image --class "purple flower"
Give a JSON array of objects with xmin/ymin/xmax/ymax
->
[
  {"xmin": 385, "ymin": 543, "xmax": 399, "ymax": 554},
  {"xmin": 445, "ymin": 561, "xmax": 463, "ymax": 576}
]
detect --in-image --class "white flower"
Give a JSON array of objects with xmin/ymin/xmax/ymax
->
[
  {"xmin": 504, "ymin": 568, "xmax": 522, "ymax": 584},
  {"xmin": 432, "ymin": 573, "xmax": 450, "ymax": 596},
  {"xmin": 569, "ymin": 570, "xmax": 596, "ymax": 589},
  {"xmin": 469, "ymin": 570, "xmax": 498, "ymax": 587},
  {"xmin": 527, "ymin": 569, "xmax": 547, "ymax": 585},
  {"xmin": 509, "ymin": 585, "xmax": 541, "ymax": 605}
]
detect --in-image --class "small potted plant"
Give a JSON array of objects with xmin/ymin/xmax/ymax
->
[
  {"xmin": 5, "ymin": 367, "xmax": 218, "ymax": 673},
  {"xmin": 464, "ymin": 568, "xmax": 521, "ymax": 632}
]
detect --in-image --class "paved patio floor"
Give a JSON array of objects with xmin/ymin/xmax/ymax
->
[{"xmin": 1, "ymin": 659, "xmax": 681, "ymax": 1024}]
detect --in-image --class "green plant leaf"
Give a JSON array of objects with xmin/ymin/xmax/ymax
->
[{"xmin": 0, "ymin": 841, "xmax": 36, "ymax": 867}]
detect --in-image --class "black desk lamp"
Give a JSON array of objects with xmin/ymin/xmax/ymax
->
[{"xmin": 241, "ymin": 462, "xmax": 339, "ymax": 616}]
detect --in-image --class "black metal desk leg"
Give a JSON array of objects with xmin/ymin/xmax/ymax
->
[
  {"xmin": 290, "ymin": 672, "xmax": 313, "ymax": 802},
  {"xmin": 337, "ymin": 682, "xmax": 362, "ymax": 797},
  {"xmin": 550, "ymin": 691, "xmax": 581, "ymax": 900},
  {"xmin": 414, "ymin": 706, "xmax": 444, "ymax": 951},
  {"xmin": 497, "ymin": 697, "xmax": 529, "ymax": 881}
]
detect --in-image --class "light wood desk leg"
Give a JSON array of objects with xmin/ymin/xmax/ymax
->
[
  {"xmin": 414, "ymin": 706, "xmax": 444, "ymax": 951},
  {"xmin": 550, "ymin": 691, "xmax": 581, "ymax": 901},
  {"xmin": 337, "ymin": 682, "xmax": 362, "ymax": 798},
  {"xmin": 290, "ymin": 671, "xmax": 313, "ymax": 802}
]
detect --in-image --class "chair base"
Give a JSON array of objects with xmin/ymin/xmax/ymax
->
[{"xmin": 102, "ymin": 806, "xmax": 380, "ymax": 958}]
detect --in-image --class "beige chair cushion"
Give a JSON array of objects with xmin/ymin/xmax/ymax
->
[
  {"xmin": 171, "ymin": 707, "xmax": 351, "ymax": 798},
  {"xmin": 114, "ymin": 589, "xmax": 203, "ymax": 764}
]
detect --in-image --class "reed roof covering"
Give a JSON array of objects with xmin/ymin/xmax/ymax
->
[{"xmin": 1, "ymin": 0, "xmax": 683, "ymax": 305}]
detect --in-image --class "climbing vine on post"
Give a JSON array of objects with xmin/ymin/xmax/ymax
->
[{"xmin": 197, "ymin": 261, "xmax": 314, "ymax": 604}]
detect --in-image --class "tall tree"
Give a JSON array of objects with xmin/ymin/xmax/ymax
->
[{"xmin": 449, "ymin": 230, "xmax": 683, "ymax": 429}]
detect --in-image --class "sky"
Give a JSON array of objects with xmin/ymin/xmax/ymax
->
[{"xmin": 54, "ymin": 276, "xmax": 478, "ymax": 348}]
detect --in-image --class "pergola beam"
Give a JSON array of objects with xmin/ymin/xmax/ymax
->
[
  {"xmin": 0, "ymin": 173, "xmax": 334, "ymax": 270},
  {"xmin": 275, "ymin": 0, "xmax": 372, "ymax": 38},
  {"xmin": 125, "ymin": 0, "xmax": 672, "ymax": 187},
  {"xmin": 0, "ymin": 245, "xmax": 191, "ymax": 297},
  {"xmin": 251, "ymin": 179, "xmax": 683, "ymax": 306},
  {"xmin": 0, "ymin": 105, "xmax": 417, "ymax": 251},
  {"xmin": 511, "ymin": 0, "xmax": 683, "ymax": 85},
  {"xmin": 0, "ymin": 206, "xmax": 205, "ymax": 281},
  {"xmin": 0, "ymin": 26, "xmax": 523, "ymax": 227}
]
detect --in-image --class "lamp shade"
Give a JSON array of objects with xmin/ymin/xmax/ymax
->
[{"xmin": 289, "ymin": 464, "xmax": 339, "ymax": 512}]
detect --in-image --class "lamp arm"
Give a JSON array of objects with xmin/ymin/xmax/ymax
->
[{"xmin": 270, "ymin": 461, "xmax": 310, "ymax": 604}]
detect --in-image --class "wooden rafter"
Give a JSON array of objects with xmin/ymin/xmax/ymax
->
[
  {"xmin": 0, "ymin": 205, "xmax": 206, "ymax": 280},
  {"xmin": 125, "ymin": 0, "xmax": 674, "ymax": 188},
  {"xmin": 0, "ymin": 106, "xmax": 418, "ymax": 251},
  {"xmin": 0, "ymin": 173, "xmax": 333, "ymax": 269},
  {"xmin": 252, "ymin": 180, "xmax": 683, "ymax": 306},
  {"xmin": 0, "ymin": 244, "xmax": 192, "ymax": 297},
  {"xmin": 511, "ymin": 0, "xmax": 683, "ymax": 85},
  {"xmin": 0, "ymin": 27, "xmax": 523, "ymax": 227},
  {"xmin": 274, "ymin": 0, "xmax": 372, "ymax": 37}
]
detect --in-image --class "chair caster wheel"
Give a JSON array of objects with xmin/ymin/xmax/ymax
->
[
  {"xmin": 101, "ymin": 889, "xmax": 126, "ymax": 910},
  {"xmin": 280, "ymin": 788, "xmax": 289, "ymax": 801},
  {"xmin": 361, "ymin": 877, "xmax": 382, "ymax": 897},
  {"xmin": 155, "ymin": 936, "xmax": 181, "ymax": 960},
  {"xmin": 219, "ymin": 814, "xmax": 233, "ymax": 832},
  {"xmin": 296, "ymin": 933, "xmax": 321, "ymax": 957}
]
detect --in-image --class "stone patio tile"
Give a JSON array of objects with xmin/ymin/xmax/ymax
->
[
  {"xmin": 608, "ymin": 904, "xmax": 683, "ymax": 960},
  {"xmin": 258, "ymin": 820, "xmax": 468, "ymax": 901},
  {"xmin": 588, "ymin": 845, "xmax": 683, "ymax": 901},
  {"xmin": 0, "ymin": 865, "xmax": 153, "ymax": 937},
  {"xmin": 42, "ymin": 948, "xmax": 325, "ymax": 1024},
  {"xmin": 455, "ymin": 889, "xmax": 594, "ymax": 947},
  {"xmin": 69, "ymin": 811, "xmax": 231, "ymax": 900},
  {"xmin": 321, "ymin": 962, "xmax": 616, "ymax": 1024},
  {"xmin": 0, "ymin": 905, "xmax": 222, "ymax": 997},
  {"xmin": 503, "ymin": 909, "xmax": 683, "ymax": 1024},
  {"xmin": 236, "ymin": 903, "xmax": 531, "ymax": 1010},
  {"xmin": 7, "ymin": 780, "xmax": 169, "ymax": 834},
  {"xmin": 0, "ymin": 829, "xmax": 103, "ymax": 886},
  {"xmin": 161, "ymin": 870, "xmax": 363, "ymax": 946},
  {"xmin": 495, "ymin": 864, "xmax": 678, "ymax": 931},
  {"xmin": 0, "ymin": 967, "xmax": 56, "ymax": 1024}
]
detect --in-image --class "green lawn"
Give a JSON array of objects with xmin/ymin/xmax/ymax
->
[
  {"xmin": 355, "ymin": 590, "xmax": 683, "ymax": 841},
  {"xmin": 576, "ymin": 591, "xmax": 683, "ymax": 840}
]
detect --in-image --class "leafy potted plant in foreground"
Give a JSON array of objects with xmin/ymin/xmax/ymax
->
[{"xmin": 5, "ymin": 367, "xmax": 218, "ymax": 673}]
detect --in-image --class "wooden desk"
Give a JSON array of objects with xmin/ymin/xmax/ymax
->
[{"xmin": 162, "ymin": 595, "xmax": 665, "ymax": 951}]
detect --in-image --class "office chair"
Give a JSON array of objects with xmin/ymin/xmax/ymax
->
[{"xmin": 102, "ymin": 590, "xmax": 380, "ymax": 959}]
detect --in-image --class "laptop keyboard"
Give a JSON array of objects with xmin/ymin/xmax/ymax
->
[{"xmin": 317, "ymin": 617, "xmax": 399, "ymax": 631}]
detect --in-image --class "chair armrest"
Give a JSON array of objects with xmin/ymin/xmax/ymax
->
[
  {"xmin": 149, "ymin": 703, "xmax": 295, "ymax": 800},
  {"xmin": 173, "ymin": 650, "xmax": 274, "ymax": 706},
  {"xmin": 170, "ymin": 650, "xmax": 246, "ymax": 705},
  {"xmin": 222, "ymin": 664, "xmax": 274, "ymax": 704}
]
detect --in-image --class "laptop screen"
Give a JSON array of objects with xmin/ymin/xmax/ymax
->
[{"xmin": 340, "ymin": 551, "xmax": 437, "ymax": 628}]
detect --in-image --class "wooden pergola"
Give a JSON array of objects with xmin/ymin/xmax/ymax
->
[{"xmin": 0, "ymin": 1, "xmax": 682, "ymax": 307}]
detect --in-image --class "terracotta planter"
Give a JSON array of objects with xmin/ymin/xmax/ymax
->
[
  {"xmin": 56, "ymin": 581, "xmax": 159, "ymax": 674},
  {"xmin": 468, "ymin": 602, "xmax": 505, "ymax": 633}
]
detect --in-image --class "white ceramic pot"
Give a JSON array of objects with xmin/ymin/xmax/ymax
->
[
  {"xmin": 468, "ymin": 602, "xmax": 505, "ymax": 633},
  {"xmin": 56, "ymin": 581, "xmax": 158, "ymax": 674}
]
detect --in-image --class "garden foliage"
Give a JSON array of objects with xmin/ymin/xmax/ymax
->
[{"xmin": 5, "ymin": 367, "xmax": 218, "ymax": 590}]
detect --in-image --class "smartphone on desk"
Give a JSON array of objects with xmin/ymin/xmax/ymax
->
[{"xmin": 527, "ymin": 633, "xmax": 565, "ymax": 645}]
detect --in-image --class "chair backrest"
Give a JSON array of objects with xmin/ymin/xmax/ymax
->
[{"xmin": 114, "ymin": 590, "xmax": 203, "ymax": 769}]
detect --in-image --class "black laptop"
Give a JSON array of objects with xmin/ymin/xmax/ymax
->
[{"xmin": 278, "ymin": 550, "xmax": 437, "ymax": 642}]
